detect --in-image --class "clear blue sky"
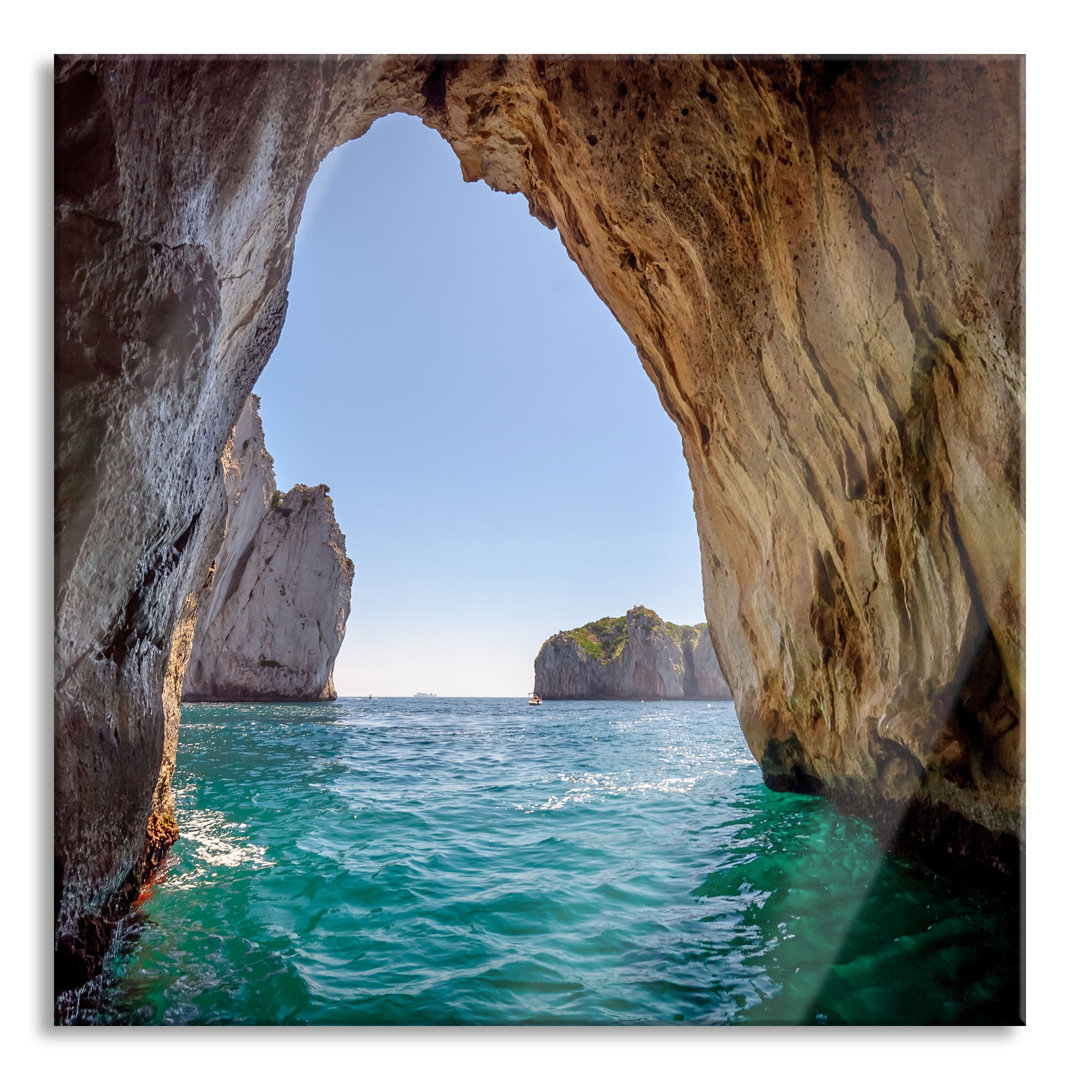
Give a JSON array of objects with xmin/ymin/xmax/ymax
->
[{"xmin": 254, "ymin": 113, "xmax": 706, "ymax": 696}]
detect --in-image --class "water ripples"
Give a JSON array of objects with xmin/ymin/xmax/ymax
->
[{"xmin": 91, "ymin": 698, "xmax": 1021, "ymax": 1025}]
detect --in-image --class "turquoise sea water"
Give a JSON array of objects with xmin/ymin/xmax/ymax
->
[{"xmin": 88, "ymin": 698, "xmax": 1021, "ymax": 1025}]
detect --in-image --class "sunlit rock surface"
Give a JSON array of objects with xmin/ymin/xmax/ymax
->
[
  {"xmin": 54, "ymin": 55, "xmax": 1024, "ymax": 986},
  {"xmin": 181, "ymin": 395, "xmax": 353, "ymax": 702},
  {"xmin": 535, "ymin": 606, "xmax": 733, "ymax": 700}
]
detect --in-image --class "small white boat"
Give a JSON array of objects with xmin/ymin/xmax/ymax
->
[{"xmin": 528, "ymin": 693, "xmax": 542, "ymax": 706}]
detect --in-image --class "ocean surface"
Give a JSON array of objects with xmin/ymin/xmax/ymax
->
[{"xmin": 85, "ymin": 698, "xmax": 1021, "ymax": 1025}]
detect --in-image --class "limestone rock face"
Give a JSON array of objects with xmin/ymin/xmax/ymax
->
[
  {"xmin": 54, "ymin": 55, "xmax": 1024, "ymax": 984},
  {"xmin": 534, "ymin": 606, "xmax": 733, "ymax": 700},
  {"xmin": 182, "ymin": 396, "xmax": 353, "ymax": 701},
  {"xmin": 691, "ymin": 631, "xmax": 731, "ymax": 700}
]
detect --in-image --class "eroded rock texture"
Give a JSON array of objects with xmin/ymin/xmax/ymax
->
[
  {"xmin": 55, "ymin": 55, "xmax": 1024, "ymax": 985},
  {"xmin": 535, "ymin": 606, "xmax": 732, "ymax": 700},
  {"xmin": 182, "ymin": 395, "xmax": 353, "ymax": 701}
]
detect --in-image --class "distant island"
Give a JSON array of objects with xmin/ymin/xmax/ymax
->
[{"xmin": 533, "ymin": 606, "xmax": 732, "ymax": 701}]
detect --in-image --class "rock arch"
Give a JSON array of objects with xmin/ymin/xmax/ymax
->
[{"xmin": 54, "ymin": 55, "xmax": 1023, "ymax": 989}]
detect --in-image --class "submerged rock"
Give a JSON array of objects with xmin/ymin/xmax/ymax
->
[
  {"xmin": 182, "ymin": 396, "xmax": 353, "ymax": 701},
  {"xmin": 534, "ymin": 606, "xmax": 732, "ymax": 700}
]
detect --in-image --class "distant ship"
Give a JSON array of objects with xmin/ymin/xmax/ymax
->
[{"xmin": 414, "ymin": 692, "xmax": 437, "ymax": 698}]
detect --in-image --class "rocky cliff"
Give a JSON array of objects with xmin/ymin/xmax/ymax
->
[
  {"xmin": 535, "ymin": 606, "xmax": 732, "ymax": 700},
  {"xmin": 181, "ymin": 395, "xmax": 353, "ymax": 702},
  {"xmin": 54, "ymin": 55, "xmax": 1024, "ymax": 993}
]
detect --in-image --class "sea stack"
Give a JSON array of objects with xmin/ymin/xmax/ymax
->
[
  {"xmin": 182, "ymin": 395, "xmax": 353, "ymax": 701},
  {"xmin": 534, "ymin": 606, "xmax": 733, "ymax": 701}
]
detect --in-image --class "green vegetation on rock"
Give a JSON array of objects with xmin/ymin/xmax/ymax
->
[
  {"xmin": 561, "ymin": 606, "xmax": 709, "ymax": 664},
  {"xmin": 566, "ymin": 614, "xmax": 629, "ymax": 663}
]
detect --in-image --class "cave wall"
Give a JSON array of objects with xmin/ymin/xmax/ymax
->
[{"xmin": 54, "ymin": 55, "xmax": 1023, "ymax": 978}]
